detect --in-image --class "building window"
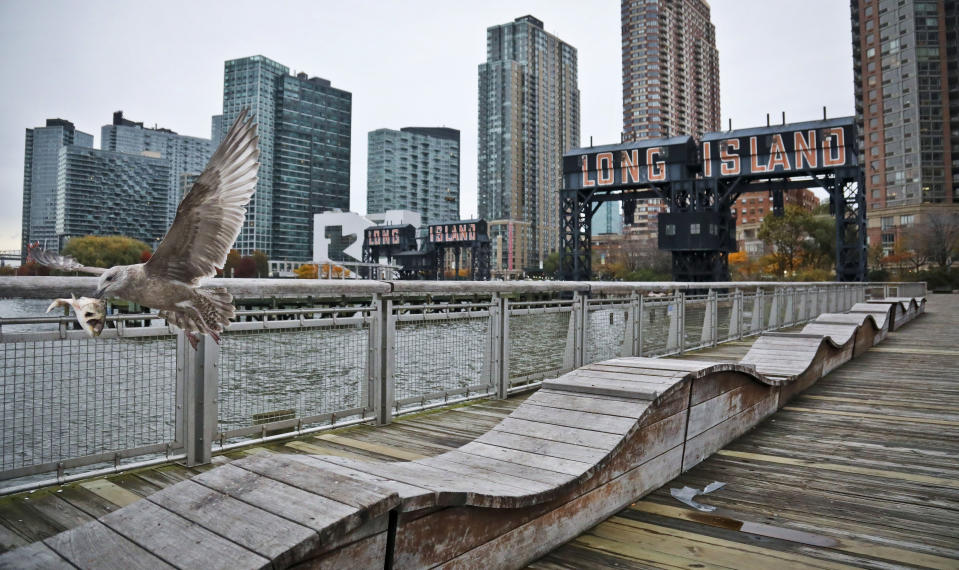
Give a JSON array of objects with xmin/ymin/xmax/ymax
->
[
  {"xmin": 900, "ymin": 214, "xmax": 914, "ymax": 226},
  {"xmin": 881, "ymin": 216, "xmax": 894, "ymax": 230},
  {"xmin": 665, "ymin": 224, "xmax": 676, "ymax": 236},
  {"xmin": 690, "ymin": 223, "xmax": 701, "ymax": 235}
]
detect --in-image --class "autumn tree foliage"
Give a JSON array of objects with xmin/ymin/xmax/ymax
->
[
  {"xmin": 294, "ymin": 264, "xmax": 318, "ymax": 279},
  {"xmin": 757, "ymin": 206, "xmax": 815, "ymax": 277},
  {"xmin": 252, "ymin": 250, "xmax": 270, "ymax": 277},
  {"xmin": 222, "ymin": 250, "xmax": 241, "ymax": 277},
  {"xmin": 61, "ymin": 235, "xmax": 152, "ymax": 268},
  {"xmin": 234, "ymin": 256, "xmax": 257, "ymax": 278}
]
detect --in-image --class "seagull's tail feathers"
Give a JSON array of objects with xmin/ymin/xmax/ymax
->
[
  {"xmin": 159, "ymin": 287, "xmax": 234, "ymax": 344},
  {"xmin": 195, "ymin": 287, "xmax": 235, "ymax": 333}
]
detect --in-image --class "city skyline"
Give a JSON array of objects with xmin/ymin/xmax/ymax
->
[{"xmin": 0, "ymin": 0, "xmax": 855, "ymax": 251}]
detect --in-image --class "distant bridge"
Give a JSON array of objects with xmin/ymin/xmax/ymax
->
[{"xmin": 0, "ymin": 250, "xmax": 20, "ymax": 266}]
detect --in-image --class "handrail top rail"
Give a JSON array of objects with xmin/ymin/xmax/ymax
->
[{"xmin": 0, "ymin": 276, "xmax": 923, "ymax": 300}]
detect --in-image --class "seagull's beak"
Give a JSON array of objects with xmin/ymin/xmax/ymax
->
[{"xmin": 92, "ymin": 288, "xmax": 105, "ymax": 299}]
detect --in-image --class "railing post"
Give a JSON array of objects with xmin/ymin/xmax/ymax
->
[
  {"xmin": 701, "ymin": 289, "xmax": 717, "ymax": 347},
  {"xmin": 768, "ymin": 288, "xmax": 781, "ymax": 330},
  {"xmin": 751, "ymin": 288, "xmax": 762, "ymax": 334},
  {"xmin": 569, "ymin": 291, "xmax": 587, "ymax": 368},
  {"xmin": 177, "ymin": 332, "xmax": 218, "ymax": 467},
  {"xmin": 490, "ymin": 293, "xmax": 510, "ymax": 399},
  {"xmin": 730, "ymin": 288, "xmax": 743, "ymax": 340},
  {"xmin": 637, "ymin": 293, "xmax": 645, "ymax": 356},
  {"xmin": 369, "ymin": 295, "xmax": 395, "ymax": 425},
  {"xmin": 678, "ymin": 290, "xmax": 686, "ymax": 354},
  {"xmin": 783, "ymin": 288, "xmax": 794, "ymax": 327},
  {"xmin": 625, "ymin": 292, "xmax": 639, "ymax": 357}
]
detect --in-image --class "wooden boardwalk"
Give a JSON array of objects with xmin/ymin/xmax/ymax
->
[
  {"xmin": 0, "ymin": 393, "xmax": 530, "ymax": 554},
  {"xmin": 533, "ymin": 294, "xmax": 959, "ymax": 569},
  {"xmin": 0, "ymin": 295, "xmax": 954, "ymax": 569}
]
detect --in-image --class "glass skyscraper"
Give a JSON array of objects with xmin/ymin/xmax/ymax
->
[
  {"xmin": 21, "ymin": 119, "xmax": 93, "ymax": 257},
  {"xmin": 101, "ymin": 111, "xmax": 213, "ymax": 227},
  {"xmin": 273, "ymin": 73, "xmax": 352, "ymax": 261},
  {"xmin": 367, "ymin": 127, "xmax": 460, "ymax": 225},
  {"xmin": 220, "ymin": 55, "xmax": 352, "ymax": 259},
  {"xmin": 55, "ymin": 147, "xmax": 170, "ymax": 249},
  {"xmin": 592, "ymin": 202, "xmax": 623, "ymax": 236},
  {"xmin": 478, "ymin": 16, "xmax": 580, "ymax": 274}
]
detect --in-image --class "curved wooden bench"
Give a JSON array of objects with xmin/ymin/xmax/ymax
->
[
  {"xmin": 1, "ymin": 297, "xmax": 925, "ymax": 569},
  {"xmin": 854, "ymin": 296, "xmax": 925, "ymax": 331}
]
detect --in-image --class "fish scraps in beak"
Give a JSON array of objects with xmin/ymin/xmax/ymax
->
[{"xmin": 47, "ymin": 295, "xmax": 107, "ymax": 338}]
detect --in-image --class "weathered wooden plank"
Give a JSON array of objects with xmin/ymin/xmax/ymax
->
[
  {"xmin": 414, "ymin": 456, "xmax": 554, "ymax": 496},
  {"xmin": 683, "ymin": 395, "xmax": 778, "ymax": 470},
  {"xmin": 434, "ymin": 450, "xmax": 575, "ymax": 488},
  {"xmin": 316, "ymin": 455, "xmax": 537, "ymax": 508},
  {"xmin": 506, "ymin": 403, "xmax": 637, "ymax": 435},
  {"xmin": 0, "ymin": 522, "xmax": 28, "ymax": 553},
  {"xmin": 98, "ymin": 498, "xmax": 270, "ymax": 569},
  {"xmin": 541, "ymin": 377, "xmax": 672, "ymax": 401},
  {"xmin": 562, "ymin": 368, "xmax": 684, "ymax": 386},
  {"xmin": 475, "ymin": 430, "xmax": 609, "ymax": 464},
  {"xmin": 77, "ymin": 480, "xmax": 141, "ymax": 508},
  {"xmin": 458, "ymin": 442, "xmax": 592, "ymax": 477},
  {"xmin": 287, "ymin": 455, "xmax": 436, "ymax": 511},
  {"xmin": 16, "ymin": 494, "xmax": 93, "ymax": 535},
  {"xmin": 492, "ymin": 417, "xmax": 624, "ymax": 450},
  {"xmin": 589, "ymin": 516, "xmax": 855, "ymax": 570},
  {"xmin": 285, "ymin": 439, "xmax": 375, "ymax": 460},
  {"xmin": 515, "ymin": 390, "xmax": 650, "ymax": 419},
  {"xmin": 687, "ymin": 384, "xmax": 775, "ymax": 439},
  {"xmin": 192, "ymin": 464, "xmax": 361, "ymax": 533},
  {"xmin": 0, "ymin": 498, "xmax": 63, "ymax": 546},
  {"xmin": 782, "ymin": 406, "xmax": 959, "ymax": 427},
  {"xmin": 45, "ymin": 520, "xmax": 174, "ymax": 569},
  {"xmin": 230, "ymin": 453, "xmax": 400, "ymax": 515},
  {"xmin": 314, "ymin": 433, "xmax": 427, "ymax": 461},
  {"xmin": 428, "ymin": 447, "xmax": 683, "ymax": 569},
  {"xmin": 300, "ymin": 529, "xmax": 387, "ymax": 569},
  {"xmin": 146, "ymin": 480, "xmax": 317, "ymax": 566},
  {"xmin": 716, "ymin": 449, "xmax": 959, "ymax": 489},
  {"xmin": 0, "ymin": 541, "xmax": 73, "ymax": 569}
]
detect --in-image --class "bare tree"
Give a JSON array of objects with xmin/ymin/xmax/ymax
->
[{"xmin": 903, "ymin": 211, "xmax": 959, "ymax": 269}]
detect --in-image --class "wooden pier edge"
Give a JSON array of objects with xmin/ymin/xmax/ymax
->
[{"xmin": 0, "ymin": 297, "xmax": 924, "ymax": 570}]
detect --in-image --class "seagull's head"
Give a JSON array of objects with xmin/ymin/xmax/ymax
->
[{"xmin": 93, "ymin": 266, "xmax": 131, "ymax": 299}]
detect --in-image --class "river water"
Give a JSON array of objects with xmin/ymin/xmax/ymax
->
[{"xmin": 0, "ymin": 295, "xmax": 689, "ymax": 489}]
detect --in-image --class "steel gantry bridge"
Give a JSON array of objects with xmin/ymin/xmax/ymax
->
[{"xmin": 559, "ymin": 116, "xmax": 866, "ymax": 282}]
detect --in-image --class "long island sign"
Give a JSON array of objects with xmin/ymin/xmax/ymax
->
[{"xmin": 564, "ymin": 117, "xmax": 857, "ymax": 190}]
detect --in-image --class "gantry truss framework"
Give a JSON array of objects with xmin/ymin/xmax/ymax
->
[{"xmin": 559, "ymin": 117, "xmax": 867, "ymax": 282}]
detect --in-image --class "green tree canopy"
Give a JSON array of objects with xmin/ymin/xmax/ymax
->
[
  {"xmin": 252, "ymin": 250, "xmax": 270, "ymax": 278},
  {"xmin": 222, "ymin": 249, "xmax": 241, "ymax": 277},
  {"xmin": 757, "ymin": 206, "xmax": 815, "ymax": 277},
  {"xmin": 62, "ymin": 235, "xmax": 152, "ymax": 268}
]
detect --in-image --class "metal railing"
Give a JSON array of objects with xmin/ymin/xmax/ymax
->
[{"xmin": 0, "ymin": 278, "xmax": 925, "ymax": 492}]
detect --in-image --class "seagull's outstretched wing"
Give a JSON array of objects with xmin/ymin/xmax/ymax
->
[
  {"xmin": 144, "ymin": 110, "xmax": 259, "ymax": 285},
  {"xmin": 28, "ymin": 245, "xmax": 106, "ymax": 275}
]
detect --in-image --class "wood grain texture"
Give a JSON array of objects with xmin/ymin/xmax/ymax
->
[{"xmin": 1, "ymin": 295, "xmax": 936, "ymax": 570}]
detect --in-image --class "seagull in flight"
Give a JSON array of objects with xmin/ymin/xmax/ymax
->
[{"xmin": 30, "ymin": 110, "xmax": 259, "ymax": 349}]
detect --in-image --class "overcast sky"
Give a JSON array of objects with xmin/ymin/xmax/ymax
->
[{"xmin": 0, "ymin": 0, "xmax": 854, "ymax": 251}]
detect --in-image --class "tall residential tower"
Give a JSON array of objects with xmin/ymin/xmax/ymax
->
[
  {"xmin": 220, "ymin": 55, "xmax": 352, "ymax": 259},
  {"xmin": 621, "ymin": 0, "xmax": 720, "ymax": 141},
  {"xmin": 478, "ymin": 15, "xmax": 580, "ymax": 275},
  {"xmin": 367, "ymin": 127, "xmax": 460, "ymax": 225},
  {"xmin": 852, "ymin": 0, "xmax": 958, "ymax": 254},
  {"xmin": 21, "ymin": 120, "xmax": 93, "ymax": 257},
  {"xmin": 101, "ymin": 111, "xmax": 213, "ymax": 226}
]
